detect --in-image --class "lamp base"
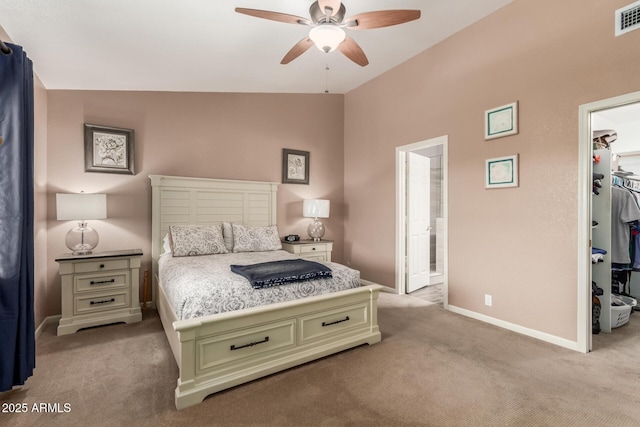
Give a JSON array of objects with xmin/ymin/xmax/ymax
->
[
  {"xmin": 307, "ymin": 218, "xmax": 325, "ymax": 242},
  {"xmin": 65, "ymin": 222, "xmax": 99, "ymax": 255}
]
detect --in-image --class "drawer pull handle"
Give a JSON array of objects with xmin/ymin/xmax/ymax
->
[
  {"xmin": 90, "ymin": 279, "xmax": 116, "ymax": 285},
  {"xmin": 322, "ymin": 316, "xmax": 350, "ymax": 327},
  {"xmin": 230, "ymin": 336, "xmax": 269, "ymax": 351},
  {"xmin": 90, "ymin": 298, "xmax": 115, "ymax": 305},
  {"xmin": 312, "ymin": 247, "xmax": 316, "ymax": 251},
  {"xmin": 99, "ymin": 264, "xmax": 105, "ymax": 269}
]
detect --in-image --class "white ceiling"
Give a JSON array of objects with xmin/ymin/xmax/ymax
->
[
  {"xmin": 0, "ymin": 0, "xmax": 513, "ymax": 94},
  {"xmin": 594, "ymin": 102, "xmax": 640, "ymax": 155},
  {"xmin": 595, "ymin": 102, "xmax": 640, "ymax": 127}
]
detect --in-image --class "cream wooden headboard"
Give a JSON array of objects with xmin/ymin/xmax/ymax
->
[{"xmin": 148, "ymin": 175, "xmax": 278, "ymax": 305}]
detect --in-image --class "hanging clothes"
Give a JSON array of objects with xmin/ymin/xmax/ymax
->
[
  {"xmin": 0, "ymin": 42, "xmax": 35, "ymax": 391},
  {"xmin": 611, "ymin": 186, "xmax": 640, "ymax": 264}
]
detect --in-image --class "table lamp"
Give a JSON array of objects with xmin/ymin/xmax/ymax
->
[
  {"xmin": 303, "ymin": 199, "xmax": 330, "ymax": 241},
  {"xmin": 56, "ymin": 192, "xmax": 107, "ymax": 255}
]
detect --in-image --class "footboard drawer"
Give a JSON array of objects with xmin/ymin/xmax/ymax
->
[
  {"xmin": 196, "ymin": 320, "xmax": 296, "ymax": 373},
  {"xmin": 298, "ymin": 302, "xmax": 370, "ymax": 345}
]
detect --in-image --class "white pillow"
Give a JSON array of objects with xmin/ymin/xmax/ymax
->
[
  {"xmin": 162, "ymin": 234, "xmax": 171, "ymax": 254},
  {"xmin": 169, "ymin": 224, "xmax": 228, "ymax": 257},
  {"xmin": 222, "ymin": 222, "xmax": 234, "ymax": 252},
  {"xmin": 231, "ymin": 223, "xmax": 282, "ymax": 252}
]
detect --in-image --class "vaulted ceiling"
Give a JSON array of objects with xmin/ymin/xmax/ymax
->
[{"xmin": 0, "ymin": 0, "xmax": 513, "ymax": 94}]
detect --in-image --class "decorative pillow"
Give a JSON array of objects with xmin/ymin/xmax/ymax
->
[
  {"xmin": 169, "ymin": 224, "xmax": 228, "ymax": 257},
  {"xmin": 231, "ymin": 223, "xmax": 282, "ymax": 253},
  {"xmin": 222, "ymin": 222, "xmax": 234, "ymax": 252}
]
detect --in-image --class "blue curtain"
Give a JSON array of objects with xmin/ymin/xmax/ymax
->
[{"xmin": 0, "ymin": 42, "xmax": 35, "ymax": 391}]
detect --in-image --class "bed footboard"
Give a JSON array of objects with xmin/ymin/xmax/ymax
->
[{"xmin": 168, "ymin": 284, "xmax": 382, "ymax": 410}]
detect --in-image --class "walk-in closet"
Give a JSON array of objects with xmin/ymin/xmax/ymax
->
[{"xmin": 591, "ymin": 102, "xmax": 640, "ymax": 336}]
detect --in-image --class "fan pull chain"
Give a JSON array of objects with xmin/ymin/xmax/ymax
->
[{"xmin": 324, "ymin": 65, "xmax": 330, "ymax": 94}]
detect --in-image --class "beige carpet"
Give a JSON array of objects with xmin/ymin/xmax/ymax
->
[{"xmin": 2, "ymin": 293, "xmax": 640, "ymax": 426}]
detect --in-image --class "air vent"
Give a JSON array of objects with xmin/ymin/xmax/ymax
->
[{"xmin": 616, "ymin": 1, "xmax": 640, "ymax": 36}]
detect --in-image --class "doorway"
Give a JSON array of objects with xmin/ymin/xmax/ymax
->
[
  {"xmin": 578, "ymin": 91, "xmax": 640, "ymax": 352},
  {"xmin": 395, "ymin": 135, "xmax": 448, "ymax": 305}
]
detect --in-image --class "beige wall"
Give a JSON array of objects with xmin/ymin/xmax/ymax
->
[
  {"xmin": 44, "ymin": 91, "xmax": 344, "ymax": 317},
  {"xmin": 344, "ymin": 0, "xmax": 640, "ymax": 341}
]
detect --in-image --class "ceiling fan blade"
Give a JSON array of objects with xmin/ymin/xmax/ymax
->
[
  {"xmin": 281, "ymin": 38, "xmax": 315, "ymax": 64},
  {"xmin": 346, "ymin": 10, "xmax": 421, "ymax": 30},
  {"xmin": 318, "ymin": 0, "xmax": 342, "ymax": 16},
  {"xmin": 235, "ymin": 8, "xmax": 311, "ymax": 25},
  {"xmin": 338, "ymin": 37, "xmax": 369, "ymax": 67}
]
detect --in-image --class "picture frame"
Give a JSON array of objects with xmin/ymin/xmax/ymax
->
[
  {"xmin": 485, "ymin": 154, "xmax": 519, "ymax": 189},
  {"xmin": 484, "ymin": 101, "xmax": 518, "ymax": 140},
  {"xmin": 84, "ymin": 124, "xmax": 135, "ymax": 175},
  {"xmin": 282, "ymin": 148, "xmax": 309, "ymax": 185}
]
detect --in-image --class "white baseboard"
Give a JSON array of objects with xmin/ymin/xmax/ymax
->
[
  {"xmin": 35, "ymin": 315, "xmax": 61, "ymax": 340},
  {"xmin": 140, "ymin": 300, "xmax": 155, "ymax": 310},
  {"xmin": 447, "ymin": 304, "xmax": 584, "ymax": 353}
]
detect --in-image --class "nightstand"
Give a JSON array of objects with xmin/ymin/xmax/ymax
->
[
  {"xmin": 281, "ymin": 240, "xmax": 333, "ymax": 262},
  {"xmin": 55, "ymin": 249, "xmax": 143, "ymax": 335}
]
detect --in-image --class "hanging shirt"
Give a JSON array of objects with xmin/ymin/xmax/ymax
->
[{"xmin": 611, "ymin": 186, "xmax": 640, "ymax": 264}]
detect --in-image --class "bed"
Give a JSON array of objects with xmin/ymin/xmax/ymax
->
[{"xmin": 149, "ymin": 175, "xmax": 382, "ymax": 410}]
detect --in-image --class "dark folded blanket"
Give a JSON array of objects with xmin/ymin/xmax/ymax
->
[{"xmin": 230, "ymin": 259, "xmax": 333, "ymax": 289}]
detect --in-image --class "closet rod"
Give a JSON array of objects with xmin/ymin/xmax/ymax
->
[
  {"xmin": 0, "ymin": 38, "xmax": 11, "ymax": 54},
  {"xmin": 613, "ymin": 174, "xmax": 640, "ymax": 182},
  {"xmin": 616, "ymin": 150, "xmax": 640, "ymax": 158}
]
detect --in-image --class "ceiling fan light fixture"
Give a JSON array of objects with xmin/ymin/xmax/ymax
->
[{"xmin": 309, "ymin": 24, "xmax": 345, "ymax": 53}]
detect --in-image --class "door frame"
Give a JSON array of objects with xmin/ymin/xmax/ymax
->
[
  {"xmin": 578, "ymin": 90, "xmax": 640, "ymax": 353},
  {"xmin": 396, "ymin": 135, "xmax": 448, "ymax": 305}
]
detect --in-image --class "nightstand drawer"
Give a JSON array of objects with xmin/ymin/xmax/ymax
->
[
  {"xmin": 302, "ymin": 253, "xmax": 328, "ymax": 262},
  {"xmin": 74, "ymin": 259, "xmax": 130, "ymax": 274},
  {"xmin": 298, "ymin": 303, "xmax": 369, "ymax": 345},
  {"xmin": 74, "ymin": 270, "xmax": 130, "ymax": 293},
  {"xmin": 300, "ymin": 244, "xmax": 328, "ymax": 254},
  {"xmin": 74, "ymin": 291, "xmax": 130, "ymax": 315},
  {"xmin": 281, "ymin": 241, "xmax": 333, "ymax": 263}
]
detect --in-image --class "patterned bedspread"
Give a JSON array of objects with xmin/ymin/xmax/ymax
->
[{"xmin": 158, "ymin": 250, "xmax": 361, "ymax": 320}]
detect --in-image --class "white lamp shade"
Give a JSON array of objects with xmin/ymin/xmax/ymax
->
[
  {"xmin": 309, "ymin": 25, "xmax": 345, "ymax": 53},
  {"xmin": 303, "ymin": 199, "xmax": 330, "ymax": 219},
  {"xmin": 56, "ymin": 193, "xmax": 107, "ymax": 221}
]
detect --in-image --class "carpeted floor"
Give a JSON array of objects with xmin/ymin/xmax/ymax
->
[{"xmin": 2, "ymin": 293, "xmax": 640, "ymax": 426}]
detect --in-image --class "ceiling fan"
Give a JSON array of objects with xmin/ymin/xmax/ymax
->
[{"xmin": 235, "ymin": 1, "xmax": 421, "ymax": 67}]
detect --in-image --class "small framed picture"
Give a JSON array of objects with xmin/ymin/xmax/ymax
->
[
  {"xmin": 84, "ymin": 124, "xmax": 135, "ymax": 175},
  {"xmin": 282, "ymin": 149, "xmax": 309, "ymax": 185},
  {"xmin": 484, "ymin": 102, "xmax": 518, "ymax": 140},
  {"xmin": 485, "ymin": 154, "xmax": 518, "ymax": 189}
]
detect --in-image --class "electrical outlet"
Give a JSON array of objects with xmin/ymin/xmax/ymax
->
[{"xmin": 485, "ymin": 294, "xmax": 492, "ymax": 307}]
